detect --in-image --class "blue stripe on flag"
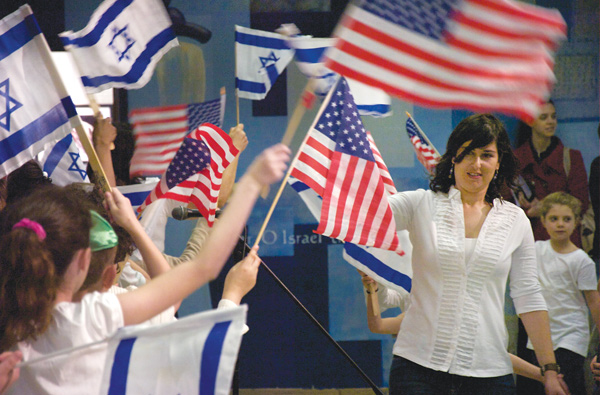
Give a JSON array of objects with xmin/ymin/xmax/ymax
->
[
  {"xmin": 42, "ymin": 133, "xmax": 72, "ymax": 176},
  {"xmin": 199, "ymin": 320, "xmax": 232, "ymax": 395},
  {"xmin": 0, "ymin": 13, "xmax": 41, "ymax": 62},
  {"xmin": 356, "ymin": 104, "xmax": 390, "ymax": 116},
  {"xmin": 124, "ymin": 190, "xmax": 152, "ymax": 208},
  {"xmin": 0, "ymin": 97, "xmax": 76, "ymax": 165},
  {"xmin": 344, "ymin": 243, "xmax": 412, "ymax": 292},
  {"xmin": 235, "ymin": 78, "xmax": 266, "ymax": 94},
  {"xmin": 235, "ymin": 31, "xmax": 289, "ymax": 50},
  {"xmin": 289, "ymin": 179, "xmax": 311, "ymax": 193},
  {"xmin": 80, "ymin": 28, "xmax": 176, "ymax": 88},
  {"xmin": 60, "ymin": 0, "xmax": 133, "ymax": 47},
  {"xmin": 107, "ymin": 337, "xmax": 137, "ymax": 395},
  {"xmin": 265, "ymin": 63, "xmax": 279, "ymax": 86},
  {"xmin": 294, "ymin": 46, "xmax": 327, "ymax": 63}
]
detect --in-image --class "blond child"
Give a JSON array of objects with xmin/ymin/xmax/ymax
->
[{"xmin": 521, "ymin": 192, "xmax": 600, "ymax": 395}]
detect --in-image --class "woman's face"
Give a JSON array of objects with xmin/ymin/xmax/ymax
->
[
  {"xmin": 453, "ymin": 140, "xmax": 500, "ymax": 197},
  {"xmin": 531, "ymin": 103, "xmax": 557, "ymax": 140}
]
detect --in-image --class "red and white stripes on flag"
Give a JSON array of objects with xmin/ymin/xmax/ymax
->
[
  {"xmin": 323, "ymin": 0, "xmax": 566, "ymax": 123},
  {"xmin": 406, "ymin": 115, "xmax": 441, "ymax": 174},
  {"xmin": 291, "ymin": 78, "xmax": 403, "ymax": 254},
  {"xmin": 129, "ymin": 95, "xmax": 225, "ymax": 177},
  {"xmin": 137, "ymin": 124, "xmax": 238, "ymax": 226}
]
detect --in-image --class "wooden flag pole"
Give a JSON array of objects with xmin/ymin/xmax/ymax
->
[
  {"xmin": 73, "ymin": 119, "xmax": 112, "ymax": 193},
  {"xmin": 252, "ymin": 78, "xmax": 332, "ymax": 248},
  {"xmin": 405, "ymin": 111, "xmax": 441, "ymax": 157}
]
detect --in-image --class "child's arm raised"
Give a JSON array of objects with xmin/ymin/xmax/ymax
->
[
  {"xmin": 106, "ymin": 192, "xmax": 171, "ymax": 281},
  {"xmin": 112, "ymin": 144, "xmax": 290, "ymax": 326}
]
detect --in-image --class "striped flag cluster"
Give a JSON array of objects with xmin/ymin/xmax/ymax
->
[
  {"xmin": 129, "ymin": 95, "xmax": 224, "ymax": 177},
  {"xmin": 405, "ymin": 115, "xmax": 441, "ymax": 174},
  {"xmin": 286, "ymin": 34, "xmax": 392, "ymax": 117},
  {"xmin": 291, "ymin": 78, "xmax": 403, "ymax": 254},
  {"xmin": 323, "ymin": 0, "xmax": 566, "ymax": 123},
  {"xmin": 136, "ymin": 123, "xmax": 238, "ymax": 226}
]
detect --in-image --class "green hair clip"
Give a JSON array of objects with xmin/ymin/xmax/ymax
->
[{"xmin": 89, "ymin": 210, "xmax": 118, "ymax": 252}]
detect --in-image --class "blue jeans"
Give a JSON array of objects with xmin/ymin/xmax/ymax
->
[{"xmin": 389, "ymin": 356, "xmax": 516, "ymax": 395}]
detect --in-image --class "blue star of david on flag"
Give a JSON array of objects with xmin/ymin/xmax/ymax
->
[
  {"xmin": 108, "ymin": 24, "xmax": 135, "ymax": 62},
  {"xmin": 0, "ymin": 78, "xmax": 23, "ymax": 131},
  {"xmin": 259, "ymin": 51, "xmax": 279, "ymax": 68},
  {"xmin": 68, "ymin": 151, "xmax": 88, "ymax": 179}
]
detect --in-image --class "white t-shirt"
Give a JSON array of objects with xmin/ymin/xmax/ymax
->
[
  {"xmin": 527, "ymin": 240, "xmax": 597, "ymax": 357},
  {"xmin": 108, "ymin": 285, "xmax": 176, "ymax": 325},
  {"xmin": 11, "ymin": 292, "xmax": 123, "ymax": 395},
  {"xmin": 387, "ymin": 187, "xmax": 546, "ymax": 377}
]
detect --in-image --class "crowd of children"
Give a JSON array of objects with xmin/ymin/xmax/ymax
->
[{"xmin": 0, "ymin": 143, "xmax": 290, "ymax": 394}]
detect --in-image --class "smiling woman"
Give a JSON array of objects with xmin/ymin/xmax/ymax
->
[{"xmin": 379, "ymin": 114, "xmax": 567, "ymax": 395}]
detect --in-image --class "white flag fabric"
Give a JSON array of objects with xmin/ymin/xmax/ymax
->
[
  {"xmin": 235, "ymin": 26, "xmax": 295, "ymax": 100},
  {"xmin": 286, "ymin": 34, "xmax": 392, "ymax": 117},
  {"xmin": 288, "ymin": 176, "xmax": 412, "ymax": 295},
  {"xmin": 36, "ymin": 132, "xmax": 89, "ymax": 185},
  {"xmin": 100, "ymin": 306, "xmax": 247, "ymax": 395},
  {"xmin": 0, "ymin": 5, "xmax": 81, "ymax": 178},
  {"xmin": 60, "ymin": 0, "xmax": 179, "ymax": 93}
]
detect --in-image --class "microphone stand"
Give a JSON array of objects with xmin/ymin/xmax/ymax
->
[
  {"xmin": 235, "ymin": 230, "xmax": 383, "ymax": 395},
  {"xmin": 173, "ymin": 212, "xmax": 382, "ymax": 394}
]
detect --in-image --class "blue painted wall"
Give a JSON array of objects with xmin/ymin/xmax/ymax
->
[{"xmin": 64, "ymin": 0, "xmax": 598, "ymax": 389}]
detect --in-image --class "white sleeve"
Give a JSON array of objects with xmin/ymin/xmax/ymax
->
[
  {"xmin": 575, "ymin": 253, "xmax": 598, "ymax": 291},
  {"xmin": 509, "ymin": 213, "xmax": 547, "ymax": 314},
  {"xmin": 372, "ymin": 283, "xmax": 409, "ymax": 312},
  {"xmin": 388, "ymin": 190, "xmax": 427, "ymax": 231},
  {"xmin": 84, "ymin": 292, "xmax": 124, "ymax": 337}
]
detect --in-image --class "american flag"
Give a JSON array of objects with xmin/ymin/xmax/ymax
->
[
  {"xmin": 129, "ymin": 95, "xmax": 225, "ymax": 177},
  {"xmin": 291, "ymin": 78, "xmax": 403, "ymax": 254},
  {"xmin": 136, "ymin": 123, "xmax": 238, "ymax": 226},
  {"xmin": 323, "ymin": 0, "xmax": 566, "ymax": 123},
  {"xmin": 406, "ymin": 115, "xmax": 441, "ymax": 174}
]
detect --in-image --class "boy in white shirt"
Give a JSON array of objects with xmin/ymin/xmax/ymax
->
[{"xmin": 523, "ymin": 192, "xmax": 600, "ymax": 395}]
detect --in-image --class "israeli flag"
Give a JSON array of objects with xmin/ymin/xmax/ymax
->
[
  {"xmin": 100, "ymin": 306, "xmax": 247, "ymax": 395},
  {"xmin": 286, "ymin": 34, "xmax": 392, "ymax": 117},
  {"xmin": 0, "ymin": 5, "xmax": 79, "ymax": 178},
  {"xmin": 36, "ymin": 132, "xmax": 89, "ymax": 186},
  {"xmin": 235, "ymin": 26, "xmax": 295, "ymax": 100},
  {"xmin": 60, "ymin": 0, "xmax": 178, "ymax": 93},
  {"xmin": 116, "ymin": 181, "xmax": 158, "ymax": 211},
  {"xmin": 288, "ymin": 177, "xmax": 412, "ymax": 295}
]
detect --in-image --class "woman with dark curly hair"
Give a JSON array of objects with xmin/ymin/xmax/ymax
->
[{"xmin": 378, "ymin": 114, "xmax": 565, "ymax": 395}]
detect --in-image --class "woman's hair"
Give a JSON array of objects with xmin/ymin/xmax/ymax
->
[
  {"xmin": 6, "ymin": 160, "xmax": 52, "ymax": 205},
  {"xmin": 515, "ymin": 99, "xmax": 555, "ymax": 148},
  {"xmin": 430, "ymin": 113, "xmax": 519, "ymax": 204},
  {"xmin": 540, "ymin": 191, "xmax": 582, "ymax": 220},
  {"xmin": 0, "ymin": 185, "xmax": 92, "ymax": 350}
]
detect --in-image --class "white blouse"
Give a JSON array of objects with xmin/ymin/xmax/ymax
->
[{"xmin": 385, "ymin": 187, "xmax": 546, "ymax": 377}]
